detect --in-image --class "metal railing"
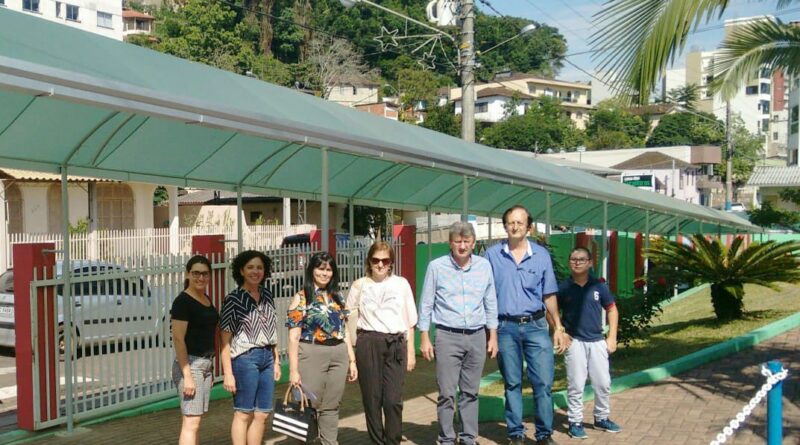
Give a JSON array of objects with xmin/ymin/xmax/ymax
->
[
  {"xmin": 6, "ymin": 224, "xmax": 316, "ymax": 269},
  {"xmin": 26, "ymin": 238, "xmax": 380, "ymax": 429}
]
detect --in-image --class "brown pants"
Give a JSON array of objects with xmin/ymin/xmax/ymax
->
[
  {"xmin": 356, "ymin": 330, "xmax": 407, "ymax": 445},
  {"xmin": 299, "ymin": 341, "xmax": 348, "ymax": 445}
]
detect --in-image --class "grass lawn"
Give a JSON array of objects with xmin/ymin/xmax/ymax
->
[{"xmin": 482, "ymin": 282, "xmax": 800, "ymax": 397}]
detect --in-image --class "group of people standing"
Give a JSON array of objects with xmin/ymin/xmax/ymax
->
[
  {"xmin": 170, "ymin": 241, "xmax": 415, "ymax": 445},
  {"xmin": 420, "ymin": 205, "xmax": 621, "ymax": 445},
  {"xmin": 169, "ymin": 203, "xmax": 620, "ymax": 445}
]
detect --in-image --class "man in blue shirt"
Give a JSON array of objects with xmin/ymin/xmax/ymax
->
[
  {"xmin": 419, "ymin": 221, "xmax": 498, "ymax": 445},
  {"xmin": 557, "ymin": 247, "xmax": 620, "ymax": 439},
  {"xmin": 484, "ymin": 205, "xmax": 568, "ymax": 445}
]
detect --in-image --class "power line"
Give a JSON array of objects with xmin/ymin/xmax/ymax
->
[
  {"xmin": 476, "ymin": 0, "xmax": 505, "ymax": 18},
  {"xmin": 520, "ymin": 0, "xmax": 590, "ymax": 45}
]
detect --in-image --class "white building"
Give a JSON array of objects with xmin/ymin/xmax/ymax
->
[
  {"xmin": 2, "ymin": 0, "xmax": 123, "ymax": 40},
  {"xmin": 685, "ymin": 16, "xmax": 786, "ymax": 159},
  {"xmin": 448, "ymin": 72, "xmax": 593, "ymax": 129},
  {"xmin": 327, "ymin": 82, "xmax": 381, "ymax": 107},
  {"xmin": 453, "ymin": 87, "xmax": 533, "ymax": 123}
]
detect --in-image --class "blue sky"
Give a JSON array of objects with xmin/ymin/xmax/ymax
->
[{"xmin": 485, "ymin": 0, "xmax": 800, "ymax": 83}]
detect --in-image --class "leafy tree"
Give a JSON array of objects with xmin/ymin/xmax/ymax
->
[
  {"xmin": 150, "ymin": 0, "xmax": 259, "ymax": 74},
  {"xmin": 593, "ymin": 1, "xmax": 800, "ymax": 104},
  {"xmin": 501, "ymin": 92, "xmax": 524, "ymax": 119},
  {"xmin": 666, "ymin": 83, "xmax": 700, "ymax": 110},
  {"xmin": 646, "ymin": 234, "xmax": 800, "ymax": 321},
  {"xmin": 481, "ymin": 97, "xmax": 583, "ymax": 151},
  {"xmin": 646, "ymin": 112, "xmax": 724, "ymax": 147},
  {"xmin": 715, "ymin": 119, "xmax": 763, "ymax": 186},
  {"xmin": 396, "ymin": 68, "xmax": 439, "ymax": 119},
  {"xmin": 748, "ymin": 201, "xmax": 800, "ymax": 228},
  {"xmin": 421, "ymin": 104, "xmax": 461, "ymax": 137},
  {"xmin": 585, "ymin": 102, "xmax": 648, "ymax": 149}
]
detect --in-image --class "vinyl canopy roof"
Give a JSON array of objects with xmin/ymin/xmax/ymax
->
[{"xmin": 0, "ymin": 9, "xmax": 757, "ymax": 235}]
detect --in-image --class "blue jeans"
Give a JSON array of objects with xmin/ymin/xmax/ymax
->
[
  {"xmin": 231, "ymin": 346, "xmax": 275, "ymax": 413},
  {"xmin": 497, "ymin": 317, "xmax": 554, "ymax": 440}
]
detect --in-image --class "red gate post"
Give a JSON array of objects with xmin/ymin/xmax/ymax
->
[
  {"xmin": 310, "ymin": 229, "xmax": 336, "ymax": 257},
  {"xmin": 191, "ymin": 235, "xmax": 226, "ymax": 375},
  {"xmin": 14, "ymin": 243, "xmax": 57, "ymax": 431},
  {"xmin": 392, "ymin": 225, "xmax": 417, "ymax": 300}
]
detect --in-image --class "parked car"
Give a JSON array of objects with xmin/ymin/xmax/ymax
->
[
  {"xmin": 0, "ymin": 261, "xmax": 168, "ymax": 358},
  {"xmin": 729, "ymin": 203, "xmax": 746, "ymax": 212}
]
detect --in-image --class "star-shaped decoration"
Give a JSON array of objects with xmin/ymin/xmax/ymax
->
[
  {"xmin": 417, "ymin": 51, "xmax": 437, "ymax": 70},
  {"xmin": 373, "ymin": 27, "xmax": 400, "ymax": 52}
]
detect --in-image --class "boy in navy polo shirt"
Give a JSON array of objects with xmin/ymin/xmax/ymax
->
[{"xmin": 557, "ymin": 247, "xmax": 621, "ymax": 439}]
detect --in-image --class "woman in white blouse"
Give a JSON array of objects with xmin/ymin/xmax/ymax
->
[{"xmin": 347, "ymin": 241, "xmax": 418, "ymax": 445}]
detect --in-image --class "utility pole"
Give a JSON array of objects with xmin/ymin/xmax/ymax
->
[
  {"xmin": 460, "ymin": 0, "xmax": 475, "ymax": 142},
  {"xmin": 725, "ymin": 100, "xmax": 733, "ymax": 210}
]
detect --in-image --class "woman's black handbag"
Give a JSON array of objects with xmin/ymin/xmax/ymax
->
[{"xmin": 272, "ymin": 385, "xmax": 319, "ymax": 443}]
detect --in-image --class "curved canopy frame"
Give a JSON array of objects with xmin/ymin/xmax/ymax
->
[{"xmin": 0, "ymin": 9, "xmax": 757, "ymax": 236}]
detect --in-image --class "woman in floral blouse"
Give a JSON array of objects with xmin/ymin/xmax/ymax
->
[{"xmin": 287, "ymin": 251, "xmax": 357, "ymax": 445}]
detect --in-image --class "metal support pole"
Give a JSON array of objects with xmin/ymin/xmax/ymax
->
[
  {"xmin": 348, "ymin": 200, "xmax": 354, "ymax": 242},
  {"xmin": 725, "ymin": 100, "xmax": 734, "ymax": 211},
  {"xmin": 601, "ymin": 201, "xmax": 608, "ymax": 280},
  {"xmin": 644, "ymin": 211, "xmax": 650, "ymax": 276},
  {"xmin": 282, "ymin": 197, "xmax": 291, "ymax": 231},
  {"xmin": 236, "ymin": 187, "xmax": 243, "ymax": 254},
  {"xmin": 767, "ymin": 360, "xmax": 784, "ymax": 445},
  {"xmin": 460, "ymin": 0, "xmax": 475, "ymax": 143},
  {"xmin": 348, "ymin": 200, "xmax": 355, "ymax": 275},
  {"xmin": 545, "ymin": 192, "xmax": 551, "ymax": 241},
  {"xmin": 461, "ymin": 176, "xmax": 469, "ymax": 222},
  {"xmin": 427, "ymin": 207, "xmax": 432, "ymax": 261},
  {"xmin": 488, "ymin": 216, "xmax": 492, "ymax": 242},
  {"xmin": 321, "ymin": 147, "xmax": 329, "ymax": 252},
  {"xmin": 60, "ymin": 167, "xmax": 75, "ymax": 432}
]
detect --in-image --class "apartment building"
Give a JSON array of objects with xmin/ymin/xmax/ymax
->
[
  {"xmin": 1, "ymin": 0, "xmax": 122, "ymax": 40},
  {"xmin": 448, "ymin": 71, "xmax": 593, "ymax": 129},
  {"xmin": 685, "ymin": 16, "xmax": 786, "ymax": 159}
]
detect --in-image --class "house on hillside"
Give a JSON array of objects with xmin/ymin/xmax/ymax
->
[
  {"xmin": 122, "ymin": 8, "xmax": 155, "ymax": 40},
  {"xmin": 611, "ymin": 152, "xmax": 711, "ymax": 205},
  {"xmin": 447, "ymin": 71, "xmax": 593, "ymax": 129},
  {"xmin": 625, "ymin": 103, "xmax": 679, "ymax": 133},
  {"xmin": 327, "ymin": 81, "xmax": 381, "ymax": 107},
  {"xmin": 452, "ymin": 87, "xmax": 533, "ymax": 123}
]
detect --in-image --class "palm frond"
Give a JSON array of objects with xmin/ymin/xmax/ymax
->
[
  {"xmin": 592, "ymin": 0, "xmax": 730, "ymax": 104},
  {"xmin": 710, "ymin": 18, "xmax": 800, "ymax": 99}
]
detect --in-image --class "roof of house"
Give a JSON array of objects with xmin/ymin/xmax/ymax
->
[
  {"xmin": 611, "ymin": 152, "xmax": 694, "ymax": 170},
  {"xmin": 0, "ymin": 168, "xmax": 110, "ymax": 182},
  {"xmin": 504, "ymin": 150, "xmax": 621, "ymax": 176},
  {"xmin": 625, "ymin": 103, "xmax": 679, "ymax": 116},
  {"xmin": 492, "ymin": 72, "xmax": 591, "ymax": 89},
  {"xmin": 122, "ymin": 9, "xmax": 155, "ymax": 20},
  {"xmin": 747, "ymin": 165, "xmax": 800, "ymax": 187},
  {"xmin": 475, "ymin": 87, "xmax": 534, "ymax": 100}
]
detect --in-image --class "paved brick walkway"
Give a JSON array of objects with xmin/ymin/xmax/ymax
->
[{"xmin": 19, "ymin": 328, "xmax": 798, "ymax": 445}]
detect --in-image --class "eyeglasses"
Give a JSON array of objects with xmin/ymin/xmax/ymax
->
[
  {"xmin": 370, "ymin": 257, "xmax": 392, "ymax": 266},
  {"xmin": 190, "ymin": 271, "xmax": 210, "ymax": 278},
  {"xmin": 569, "ymin": 258, "xmax": 590, "ymax": 264}
]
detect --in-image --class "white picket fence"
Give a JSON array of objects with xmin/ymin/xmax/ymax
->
[{"xmin": 5, "ymin": 224, "xmax": 316, "ymax": 270}]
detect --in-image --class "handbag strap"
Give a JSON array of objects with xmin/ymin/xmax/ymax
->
[{"xmin": 283, "ymin": 384, "xmax": 310, "ymax": 410}]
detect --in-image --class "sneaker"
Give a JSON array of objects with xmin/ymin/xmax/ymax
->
[
  {"xmin": 535, "ymin": 436, "xmax": 558, "ymax": 445},
  {"xmin": 593, "ymin": 418, "xmax": 621, "ymax": 433},
  {"xmin": 568, "ymin": 423, "xmax": 588, "ymax": 439},
  {"xmin": 508, "ymin": 437, "xmax": 525, "ymax": 445}
]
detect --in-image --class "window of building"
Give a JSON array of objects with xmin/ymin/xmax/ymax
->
[
  {"xmin": 760, "ymin": 83, "xmax": 770, "ymax": 94},
  {"xmin": 97, "ymin": 11, "xmax": 113, "ymax": 28},
  {"xmin": 758, "ymin": 100, "xmax": 770, "ymax": 113},
  {"xmin": 762, "ymin": 118, "xmax": 769, "ymax": 132},
  {"xmin": 23, "ymin": 0, "xmax": 39, "ymax": 12},
  {"xmin": 352, "ymin": 86, "xmax": 357, "ymax": 95},
  {"xmin": 475, "ymin": 102, "xmax": 488, "ymax": 113},
  {"xmin": 577, "ymin": 111, "xmax": 583, "ymax": 119},
  {"xmin": 774, "ymin": 131, "xmax": 779, "ymax": 141},
  {"xmin": 66, "ymin": 4, "xmax": 79, "ymax": 21},
  {"xmin": 745, "ymin": 85, "xmax": 758, "ymax": 95},
  {"xmin": 55, "ymin": 1, "xmax": 61, "ymax": 17},
  {"xmin": 528, "ymin": 85, "xmax": 536, "ymax": 94},
  {"xmin": 249, "ymin": 211, "xmax": 263, "ymax": 223},
  {"xmin": 5, "ymin": 184, "xmax": 22, "ymax": 233},
  {"xmin": 544, "ymin": 88, "xmax": 555, "ymax": 97},
  {"xmin": 760, "ymin": 67, "xmax": 771, "ymax": 78},
  {"xmin": 96, "ymin": 183, "xmax": 134, "ymax": 230}
]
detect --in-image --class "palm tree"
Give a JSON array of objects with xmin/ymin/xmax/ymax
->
[
  {"xmin": 592, "ymin": 0, "xmax": 800, "ymax": 104},
  {"xmin": 646, "ymin": 234, "xmax": 800, "ymax": 321},
  {"xmin": 666, "ymin": 83, "xmax": 700, "ymax": 110}
]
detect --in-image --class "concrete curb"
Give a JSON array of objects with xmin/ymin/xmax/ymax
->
[{"xmin": 478, "ymin": 309, "xmax": 800, "ymax": 422}]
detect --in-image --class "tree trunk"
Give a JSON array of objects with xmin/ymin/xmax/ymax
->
[
  {"xmin": 259, "ymin": 0, "xmax": 275, "ymax": 57},
  {"xmin": 710, "ymin": 282, "xmax": 744, "ymax": 321}
]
